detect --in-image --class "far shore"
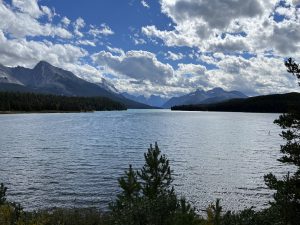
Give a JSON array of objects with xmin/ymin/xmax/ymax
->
[{"xmin": 0, "ymin": 110, "xmax": 95, "ymax": 114}]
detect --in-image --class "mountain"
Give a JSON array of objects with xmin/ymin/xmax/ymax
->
[
  {"xmin": 163, "ymin": 87, "xmax": 248, "ymax": 108},
  {"xmin": 0, "ymin": 61, "xmax": 153, "ymax": 109},
  {"xmin": 96, "ymin": 78, "xmax": 120, "ymax": 94},
  {"xmin": 171, "ymin": 92, "xmax": 300, "ymax": 113},
  {"xmin": 122, "ymin": 93, "xmax": 168, "ymax": 108}
]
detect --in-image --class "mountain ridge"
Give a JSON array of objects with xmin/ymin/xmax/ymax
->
[
  {"xmin": 0, "ymin": 61, "xmax": 154, "ymax": 109},
  {"xmin": 163, "ymin": 87, "xmax": 248, "ymax": 108}
]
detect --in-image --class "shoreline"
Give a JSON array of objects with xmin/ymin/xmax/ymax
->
[{"xmin": 0, "ymin": 110, "xmax": 124, "ymax": 114}]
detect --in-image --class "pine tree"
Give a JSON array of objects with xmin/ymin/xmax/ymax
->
[
  {"xmin": 118, "ymin": 164, "xmax": 141, "ymax": 202},
  {"xmin": 264, "ymin": 58, "xmax": 300, "ymax": 225},
  {"xmin": 138, "ymin": 142, "xmax": 174, "ymax": 199},
  {"xmin": 110, "ymin": 165, "xmax": 143, "ymax": 225},
  {"xmin": 110, "ymin": 143, "xmax": 181, "ymax": 225},
  {"xmin": 137, "ymin": 142, "xmax": 177, "ymax": 225}
]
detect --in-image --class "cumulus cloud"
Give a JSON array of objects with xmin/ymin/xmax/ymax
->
[
  {"xmin": 41, "ymin": 5, "xmax": 54, "ymax": 21},
  {"xmin": 0, "ymin": 1, "xmax": 72, "ymax": 38},
  {"xmin": 77, "ymin": 40, "xmax": 96, "ymax": 47},
  {"xmin": 88, "ymin": 24, "xmax": 114, "ymax": 37},
  {"xmin": 141, "ymin": 0, "xmax": 150, "ymax": 8},
  {"xmin": 165, "ymin": 51, "xmax": 185, "ymax": 61},
  {"xmin": 74, "ymin": 17, "xmax": 85, "ymax": 37},
  {"xmin": 92, "ymin": 49, "xmax": 174, "ymax": 84},
  {"xmin": 162, "ymin": 0, "xmax": 263, "ymax": 29},
  {"xmin": 142, "ymin": 0, "xmax": 300, "ymax": 57},
  {"xmin": 203, "ymin": 55, "xmax": 298, "ymax": 95},
  {"xmin": 12, "ymin": 0, "xmax": 43, "ymax": 18},
  {"xmin": 61, "ymin": 17, "xmax": 71, "ymax": 27},
  {"xmin": 0, "ymin": 31, "xmax": 86, "ymax": 68}
]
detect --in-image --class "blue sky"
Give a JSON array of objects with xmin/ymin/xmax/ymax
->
[{"xmin": 0, "ymin": 0, "xmax": 300, "ymax": 97}]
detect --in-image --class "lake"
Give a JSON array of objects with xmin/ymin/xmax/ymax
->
[{"xmin": 0, "ymin": 109, "xmax": 291, "ymax": 212}]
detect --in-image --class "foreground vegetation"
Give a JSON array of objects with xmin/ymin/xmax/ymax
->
[
  {"xmin": 0, "ymin": 142, "xmax": 294, "ymax": 225},
  {"xmin": 0, "ymin": 92, "xmax": 126, "ymax": 112},
  {"xmin": 1, "ymin": 58, "xmax": 300, "ymax": 224}
]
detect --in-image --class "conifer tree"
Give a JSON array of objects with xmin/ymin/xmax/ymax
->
[
  {"xmin": 111, "ymin": 143, "xmax": 181, "ymax": 225},
  {"xmin": 264, "ymin": 58, "xmax": 300, "ymax": 225},
  {"xmin": 110, "ymin": 165, "xmax": 143, "ymax": 225},
  {"xmin": 137, "ymin": 142, "xmax": 177, "ymax": 225},
  {"xmin": 138, "ymin": 142, "xmax": 174, "ymax": 199},
  {"xmin": 118, "ymin": 164, "xmax": 141, "ymax": 202}
]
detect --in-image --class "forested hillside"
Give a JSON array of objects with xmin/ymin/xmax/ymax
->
[
  {"xmin": 0, "ymin": 92, "xmax": 126, "ymax": 112},
  {"xmin": 172, "ymin": 92, "xmax": 300, "ymax": 113}
]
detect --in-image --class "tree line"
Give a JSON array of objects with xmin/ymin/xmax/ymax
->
[
  {"xmin": 0, "ymin": 92, "xmax": 126, "ymax": 112},
  {"xmin": 171, "ymin": 92, "xmax": 300, "ymax": 113}
]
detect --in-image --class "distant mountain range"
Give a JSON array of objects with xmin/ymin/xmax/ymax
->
[
  {"xmin": 0, "ymin": 61, "xmax": 254, "ymax": 110},
  {"xmin": 172, "ymin": 92, "xmax": 300, "ymax": 113},
  {"xmin": 0, "ymin": 61, "xmax": 153, "ymax": 109},
  {"xmin": 162, "ymin": 88, "xmax": 248, "ymax": 108},
  {"xmin": 122, "ymin": 93, "xmax": 169, "ymax": 108}
]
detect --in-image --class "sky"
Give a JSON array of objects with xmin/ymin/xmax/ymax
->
[{"xmin": 0, "ymin": 0, "xmax": 300, "ymax": 97}]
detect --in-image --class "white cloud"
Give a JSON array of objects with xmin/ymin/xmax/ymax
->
[
  {"xmin": 207, "ymin": 55, "xmax": 299, "ymax": 95},
  {"xmin": 74, "ymin": 17, "xmax": 85, "ymax": 37},
  {"xmin": 61, "ymin": 17, "xmax": 71, "ymax": 27},
  {"xmin": 161, "ymin": 0, "xmax": 263, "ymax": 30},
  {"xmin": 77, "ymin": 40, "xmax": 96, "ymax": 47},
  {"xmin": 92, "ymin": 49, "xmax": 174, "ymax": 84},
  {"xmin": 88, "ymin": 24, "xmax": 114, "ymax": 37},
  {"xmin": 142, "ymin": 25, "xmax": 194, "ymax": 47},
  {"xmin": 142, "ymin": 0, "xmax": 300, "ymax": 57},
  {"xmin": 0, "ymin": 1, "xmax": 72, "ymax": 38},
  {"xmin": 12, "ymin": 0, "xmax": 43, "ymax": 18},
  {"xmin": 141, "ymin": 0, "xmax": 150, "ymax": 8},
  {"xmin": 0, "ymin": 31, "xmax": 86, "ymax": 68},
  {"xmin": 41, "ymin": 5, "xmax": 54, "ymax": 21},
  {"xmin": 165, "ymin": 51, "xmax": 184, "ymax": 61}
]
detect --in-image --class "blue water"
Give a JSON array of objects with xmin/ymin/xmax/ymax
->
[{"xmin": 0, "ymin": 109, "xmax": 290, "ymax": 211}]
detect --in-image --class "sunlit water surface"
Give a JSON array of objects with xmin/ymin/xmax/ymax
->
[{"xmin": 0, "ymin": 109, "xmax": 291, "ymax": 212}]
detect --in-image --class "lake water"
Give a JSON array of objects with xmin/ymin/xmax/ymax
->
[{"xmin": 0, "ymin": 109, "xmax": 291, "ymax": 212}]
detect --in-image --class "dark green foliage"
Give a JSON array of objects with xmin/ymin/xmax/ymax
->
[
  {"xmin": 138, "ymin": 143, "xmax": 174, "ymax": 199},
  {"xmin": 172, "ymin": 198, "xmax": 202, "ymax": 225},
  {"xmin": 212, "ymin": 199, "xmax": 222, "ymax": 225},
  {"xmin": 0, "ymin": 91, "xmax": 126, "ymax": 112},
  {"xmin": 0, "ymin": 183, "xmax": 7, "ymax": 205},
  {"xmin": 118, "ymin": 165, "xmax": 141, "ymax": 201},
  {"xmin": 285, "ymin": 58, "xmax": 300, "ymax": 85},
  {"xmin": 110, "ymin": 165, "xmax": 143, "ymax": 225},
  {"xmin": 171, "ymin": 92, "xmax": 300, "ymax": 113},
  {"xmin": 220, "ymin": 207, "xmax": 280, "ymax": 225},
  {"xmin": 263, "ymin": 58, "xmax": 300, "ymax": 225},
  {"xmin": 110, "ymin": 143, "xmax": 200, "ymax": 225}
]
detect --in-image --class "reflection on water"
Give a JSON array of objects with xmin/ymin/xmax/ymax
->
[{"xmin": 0, "ymin": 109, "xmax": 290, "ymax": 211}]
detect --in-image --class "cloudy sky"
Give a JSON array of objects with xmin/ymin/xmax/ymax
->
[{"xmin": 0, "ymin": 0, "xmax": 300, "ymax": 97}]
